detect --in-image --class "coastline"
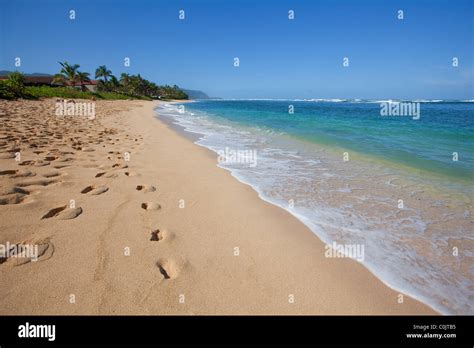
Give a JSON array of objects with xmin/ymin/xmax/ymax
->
[
  {"xmin": 159, "ymin": 99, "xmax": 474, "ymax": 315},
  {"xmin": 0, "ymin": 99, "xmax": 437, "ymax": 314},
  {"xmin": 147, "ymin": 100, "xmax": 438, "ymax": 314}
]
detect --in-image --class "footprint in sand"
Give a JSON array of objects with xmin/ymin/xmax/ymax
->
[
  {"xmin": 156, "ymin": 259, "xmax": 178, "ymax": 280},
  {"xmin": 0, "ymin": 187, "xmax": 32, "ymax": 205},
  {"xmin": 54, "ymin": 164, "xmax": 70, "ymax": 169},
  {"xmin": 150, "ymin": 229, "xmax": 163, "ymax": 241},
  {"xmin": 0, "ymin": 239, "xmax": 54, "ymax": 266},
  {"xmin": 112, "ymin": 163, "xmax": 128, "ymax": 169},
  {"xmin": 12, "ymin": 170, "xmax": 36, "ymax": 178},
  {"xmin": 17, "ymin": 178, "xmax": 59, "ymax": 187},
  {"xmin": 41, "ymin": 205, "xmax": 83, "ymax": 220},
  {"xmin": 0, "ymin": 170, "xmax": 18, "ymax": 176},
  {"xmin": 43, "ymin": 171, "xmax": 63, "ymax": 178},
  {"xmin": 33, "ymin": 160, "xmax": 50, "ymax": 167},
  {"xmin": 141, "ymin": 202, "xmax": 161, "ymax": 211},
  {"xmin": 18, "ymin": 160, "xmax": 35, "ymax": 166},
  {"xmin": 150, "ymin": 229, "xmax": 172, "ymax": 242},
  {"xmin": 95, "ymin": 171, "xmax": 118, "ymax": 178},
  {"xmin": 136, "ymin": 185, "xmax": 156, "ymax": 193},
  {"xmin": 81, "ymin": 185, "xmax": 109, "ymax": 195}
]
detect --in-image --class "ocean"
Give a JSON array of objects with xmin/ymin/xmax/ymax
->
[{"xmin": 156, "ymin": 99, "xmax": 474, "ymax": 314}]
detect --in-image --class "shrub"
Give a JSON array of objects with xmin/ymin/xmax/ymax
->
[
  {"xmin": 0, "ymin": 72, "xmax": 28, "ymax": 99},
  {"xmin": 0, "ymin": 80, "xmax": 16, "ymax": 99}
]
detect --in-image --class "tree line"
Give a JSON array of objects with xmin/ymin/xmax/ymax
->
[
  {"xmin": 0, "ymin": 62, "xmax": 188, "ymax": 100},
  {"xmin": 54, "ymin": 62, "xmax": 188, "ymax": 99}
]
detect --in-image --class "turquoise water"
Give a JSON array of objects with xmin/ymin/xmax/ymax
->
[
  {"xmin": 158, "ymin": 100, "xmax": 474, "ymax": 314},
  {"xmin": 185, "ymin": 100, "xmax": 474, "ymax": 182}
]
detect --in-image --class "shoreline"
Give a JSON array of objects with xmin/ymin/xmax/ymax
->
[
  {"xmin": 0, "ymin": 98, "xmax": 437, "ymax": 314},
  {"xmin": 152, "ymin": 100, "xmax": 439, "ymax": 314},
  {"xmin": 155, "ymin": 101, "xmax": 457, "ymax": 314}
]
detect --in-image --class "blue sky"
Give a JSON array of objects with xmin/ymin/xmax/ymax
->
[{"xmin": 1, "ymin": 0, "xmax": 473, "ymax": 99}]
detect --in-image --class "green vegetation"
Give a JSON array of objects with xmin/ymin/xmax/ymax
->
[
  {"xmin": 95, "ymin": 65, "xmax": 112, "ymax": 82},
  {"xmin": 97, "ymin": 69, "xmax": 188, "ymax": 100},
  {"xmin": 1, "ymin": 62, "xmax": 189, "ymax": 101},
  {"xmin": 53, "ymin": 62, "xmax": 80, "ymax": 85},
  {"xmin": 158, "ymin": 84, "xmax": 189, "ymax": 100},
  {"xmin": 0, "ymin": 71, "xmax": 27, "ymax": 99},
  {"xmin": 25, "ymin": 85, "xmax": 150, "ymax": 100}
]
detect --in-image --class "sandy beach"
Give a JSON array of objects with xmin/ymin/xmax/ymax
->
[{"xmin": 0, "ymin": 99, "xmax": 437, "ymax": 315}]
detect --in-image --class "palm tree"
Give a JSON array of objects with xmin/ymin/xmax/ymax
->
[
  {"xmin": 77, "ymin": 71, "xmax": 91, "ymax": 92},
  {"xmin": 120, "ymin": 73, "xmax": 131, "ymax": 84},
  {"xmin": 109, "ymin": 75, "xmax": 120, "ymax": 92},
  {"xmin": 95, "ymin": 65, "xmax": 112, "ymax": 82},
  {"xmin": 119, "ymin": 73, "xmax": 133, "ymax": 94},
  {"xmin": 53, "ymin": 61, "xmax": 80, "ymax": 87}
]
